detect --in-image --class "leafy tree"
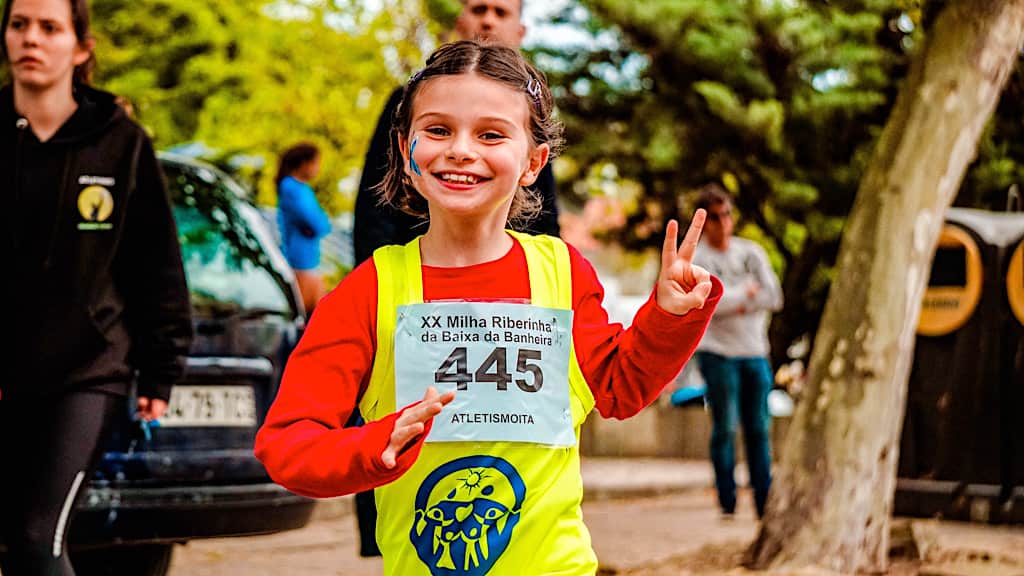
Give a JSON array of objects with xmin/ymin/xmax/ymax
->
[
  {"xmin": 961, "ymin": 60, "xmax": 1024, "ymax": 211},
  {"xmin": 746, "ymin": 0, "xmax": 1024, "ymax": 570},
  {"xmin": 89, "ymin": 0, "xmax": 436, "ymax": 214},
  {"xmin": 535, "ymin": 0, "xmax": 914, "ymax": 364}
]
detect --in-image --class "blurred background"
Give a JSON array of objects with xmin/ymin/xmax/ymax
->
[{"xmin": 4, "ymin": 0, "xmax": 1017, "ymax": 373}]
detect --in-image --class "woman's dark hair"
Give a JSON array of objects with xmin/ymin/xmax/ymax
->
[
  {"xmin": 379, "ymin": 40, "xmax": 564, "ymax": 227},
  {"xmin": 275, "ymin": 142, "xmax": 320, "ymax": 186},
  {"xmin": 2, "ymin": 0, "xmax": 96, "ymax": 85}
]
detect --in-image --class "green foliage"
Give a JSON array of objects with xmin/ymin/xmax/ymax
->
[
  {"xmin": 423, "ymin": 0, "xmax": 461, "ymax": 29},
  {"xmin": 960, "ymin": 65, "xmax": 1024, "ymax": 210},
  {"xmin": 537, "ymin": 0, "xmax": 917, "ymax": 361},
  {"xmin": 6, "ymin": 0, "xmax": 1022, "ymax": 355},
  {"xmin": 88, "ymin": 0, "xmax": 433, "ymax": 217},
  {"xmin": 56, "ymin": 0, "xmax": 448, "ymax": 286},
  {"xmin": 543, "ymin": 0, "xmax": 1022, "ymax": 360},
  {"xmin": 694, "ymin": 81, "xmax": 785, "ymax": 152}
]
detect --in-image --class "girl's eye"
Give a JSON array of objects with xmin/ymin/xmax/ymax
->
[
  {"xmin": 425, "ymin": 127, "xmax": 449, "ymax": 136},
  {"xmin": 42, "ymin": 23, "xmax": 57, "ymax": 33},
  {"xmin": 481, "ymin": 132, "xmax": 506, "ymax": 141},
  {"xmin": 9, "ymin": 19, "xmax": 25, "ymax": 30}
]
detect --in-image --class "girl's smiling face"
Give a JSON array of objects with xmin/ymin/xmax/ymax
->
[{"xmin": 401, "ymin": 72, "xmax": 549, "ymax": 228}]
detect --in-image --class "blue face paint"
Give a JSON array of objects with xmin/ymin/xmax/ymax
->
[{"xmin": 409, "ymin": 137, "xmax": 422, "ymax": 176}]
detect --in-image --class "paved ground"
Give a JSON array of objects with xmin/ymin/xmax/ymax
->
[
  {"xmin": 165, "ymin": 459, "xmax": 1024, "ymax": 576},
  {"xmin": 168, "ymin": 489, "xmax": 757, "ymax": 575},
  {"xmin": 166, "ymin": 458, "xmax": 744, "ymax": 575}
]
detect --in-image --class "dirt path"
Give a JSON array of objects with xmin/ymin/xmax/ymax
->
[{"xmin": 168, "ymin": 490, "xmax": 1024, "ymax": 575}]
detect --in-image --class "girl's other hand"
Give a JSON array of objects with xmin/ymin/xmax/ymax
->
[
  {"xmin": 656, "ymin": 210, "xmax": 714, "ymax": 315},
  {"xmin": 381, "ymin": 386, "xmax": 455, "ymax": 469}
]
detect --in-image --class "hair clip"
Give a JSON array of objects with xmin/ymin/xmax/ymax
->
[
  {"xmin": 408, "ymin": 69, "xmax": 424, "ymax": 84},
  {"xmin": 526, "ymin": 78, "xmax": 542, "ymax": 109}
]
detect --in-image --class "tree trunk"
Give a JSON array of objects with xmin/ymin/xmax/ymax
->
[{"xmin": 745, "ymin": 1, "xmax": 1024, "ymax": 573}]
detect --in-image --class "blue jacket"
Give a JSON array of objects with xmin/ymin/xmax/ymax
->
[{"xmin": 277, "ymin": 176, "xmax": 331, "ymax": 271}]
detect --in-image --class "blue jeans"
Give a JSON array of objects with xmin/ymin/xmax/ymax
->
[{"xmin": 697, "ymin": 352, "xmax": 773, "ymax": 516}]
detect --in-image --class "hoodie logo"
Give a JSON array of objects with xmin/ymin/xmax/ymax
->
[
  {"xmin": 77, "ymin": 185, "xmax": 114, "ymax": 231},
  {"xmin": 79, "ymin": 175, "xmax": 116, "ymax": 186}
]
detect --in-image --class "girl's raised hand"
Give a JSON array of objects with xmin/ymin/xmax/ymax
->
[
  {"xmin": 656, "ymin": 210, "xmax": 714, "ymax": 315},
  {"xmin": 381, "ymin": 386, "xmax": 455, "ymax": 469}
]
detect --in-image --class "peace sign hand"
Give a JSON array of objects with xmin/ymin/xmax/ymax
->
[
  {"xmin": 656, "ymin": 209, "xmax": 713, "ymax": 316},
  {"xmin": 381, "ymin": 386, "xmax": 455, "ymax": 469}
]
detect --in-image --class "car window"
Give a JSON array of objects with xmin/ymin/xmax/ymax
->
[{"xmin": 162, "ymin": 160, "xmax": 295, "ymax": 319}]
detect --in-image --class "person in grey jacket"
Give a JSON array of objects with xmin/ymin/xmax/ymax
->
[{"xmin": 691, "ymin": 183, "xmax": 783, "ymax": 520}]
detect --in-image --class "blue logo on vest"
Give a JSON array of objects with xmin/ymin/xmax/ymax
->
[{"xmin": 411, "ymin": 455, "xmax": 526, "ymax": 575}]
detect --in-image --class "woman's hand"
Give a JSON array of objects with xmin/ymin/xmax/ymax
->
[
  {"xmin": 381, "ymin": 386, "xmax": 455, "ymax": 469},
  {"xmin": 136, "ymin": 397, "xmax": 168, "ymax": 421},
  {"xmin": 656, "ymin": 209, "xmax": 713, "ymax": 315}
]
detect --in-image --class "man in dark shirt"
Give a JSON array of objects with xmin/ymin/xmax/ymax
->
[{"xmin": 353, "ymin": 0, "xmax": 559, "ymax": 266}]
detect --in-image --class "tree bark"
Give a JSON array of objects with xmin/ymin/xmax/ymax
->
[{"xmin": 745, "ymin": 1, "xmax": 1024, "ymax": 573}]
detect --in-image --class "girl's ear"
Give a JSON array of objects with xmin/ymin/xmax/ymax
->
[
  {"xmin": 519, "ymin": 143, "xmax": 550, "ymax": 187},
  {"xmin": 398, "ymin": 135, "xmax": 412, "ymax": 177}
]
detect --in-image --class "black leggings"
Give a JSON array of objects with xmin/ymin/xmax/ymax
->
[{"xmin": 0, "ymin": 390, "xmax": 123, "ymax": 576}]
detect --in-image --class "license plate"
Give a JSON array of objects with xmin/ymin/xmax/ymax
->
[{"xmin": 161, "ymin": 385, "xmax": 257, "ymax": 427}]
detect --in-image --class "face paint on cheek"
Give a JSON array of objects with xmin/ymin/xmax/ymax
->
[{"xmin": 409, "ymin": 137, "xmax": 422, "ymax": 176}]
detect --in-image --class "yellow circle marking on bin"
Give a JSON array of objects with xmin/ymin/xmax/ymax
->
[
  {"xmin": 917, "ymin": 225, "xmax": 983, "ymax": 337},
  {"xmin": 1008, "ymin": 242, "xmax": 1024, "ymax": 326}
]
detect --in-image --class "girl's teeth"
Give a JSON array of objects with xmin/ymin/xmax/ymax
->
[{"xmin": 443, "ymin": 174, "xmax": 477, "ymax": 184}]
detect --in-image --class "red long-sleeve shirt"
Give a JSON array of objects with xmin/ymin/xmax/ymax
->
[{"xmin": 255, "ymin": 239, "xmax": 721, "ymax": 498}]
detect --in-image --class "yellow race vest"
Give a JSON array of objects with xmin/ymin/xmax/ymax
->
[{"xmin": 360, "ymin": 231, "xmax": 598, "ymax": 576}]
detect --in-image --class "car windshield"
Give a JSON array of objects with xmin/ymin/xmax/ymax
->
[{"xmin": 162, "ymin": 159, "xmax": 295, "ymax": 319}]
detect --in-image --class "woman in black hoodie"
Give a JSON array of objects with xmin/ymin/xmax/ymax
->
[{"xmin": 0, "ymin": 0, "xmax": 192, "ymax": 573}]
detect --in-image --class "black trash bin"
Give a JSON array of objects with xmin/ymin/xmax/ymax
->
[
  {"xmin": 897, "ymin": 208, "xmax": 1024, "ymax": 524},
  {"xmin": 1004, "ymin": 239, "xmax": 1024, "ymax": 498}
]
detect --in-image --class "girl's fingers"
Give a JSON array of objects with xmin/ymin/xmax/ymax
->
[
  {"xmin": 674, "ymin": 279, "xmax": 713, "ymax": 313},
  {"xmin": 693, "ymin": 279, "xmax": 713, "ymax": 304},
  {"xmin": 393, "ymin": 421, "xmax": 425, "ymax": 447},
  {"xmin": 695, "ymin": 264, "xmax": 711, "ymax": 284},
  {"xmin": 399, "ymin": 387, "xmax": 444, "ymax": 426},
  {"xmin": 415, "ymin": 387, "xmax": 455, "ymax": 419},
  {"xmin": 677, "ymin": 209, "xmax": 706, "ymax": 264},
  {"xmin": 383, "ymin": 421, "xmax": 426, "ymax": 469},
  {"xmin": 382, "ymin": 387, "xmax": 455, "ymax": 469},
  {"xmin": 413, "ymin": 400, "xmax": 443, "ymax": 421},
  {"xmin": 661, "ymin": 219, "xmax": 679, "ymax": 276},
  {"xmin": 662, "ymin": 210, "xmax": 707, "ymax": 279}
]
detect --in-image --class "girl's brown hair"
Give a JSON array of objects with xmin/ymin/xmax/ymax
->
[
  {"xmin": 1, "ymin": 0, "xmax": 96, "ymax": 85},
  {"xmin": 378, "ymin": 40, "xmax": 563, "ymax": 228}
]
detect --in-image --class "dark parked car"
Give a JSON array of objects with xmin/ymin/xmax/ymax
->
[{"xmin": 64, "ymin": 153, "xmax": 316, "ymax": 575}]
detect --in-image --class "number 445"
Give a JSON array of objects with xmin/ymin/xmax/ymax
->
[{"xmin": 435, "ymin": 347, "xmax": 543, "ymax": 393}]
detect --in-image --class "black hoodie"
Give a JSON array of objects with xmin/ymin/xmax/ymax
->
[{"xmin": 1, "ymin": 84, "xmax": 192, "ymax": 403}]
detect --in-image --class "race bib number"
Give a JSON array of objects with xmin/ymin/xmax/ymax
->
[{"xmin": 394, "ymin": 301, "xmax": 574, "ymax": 446}]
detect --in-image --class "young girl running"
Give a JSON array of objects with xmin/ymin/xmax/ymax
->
[{"xmin": 255, "ymin": 40, "xmax": 721, "ymax": 575}]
